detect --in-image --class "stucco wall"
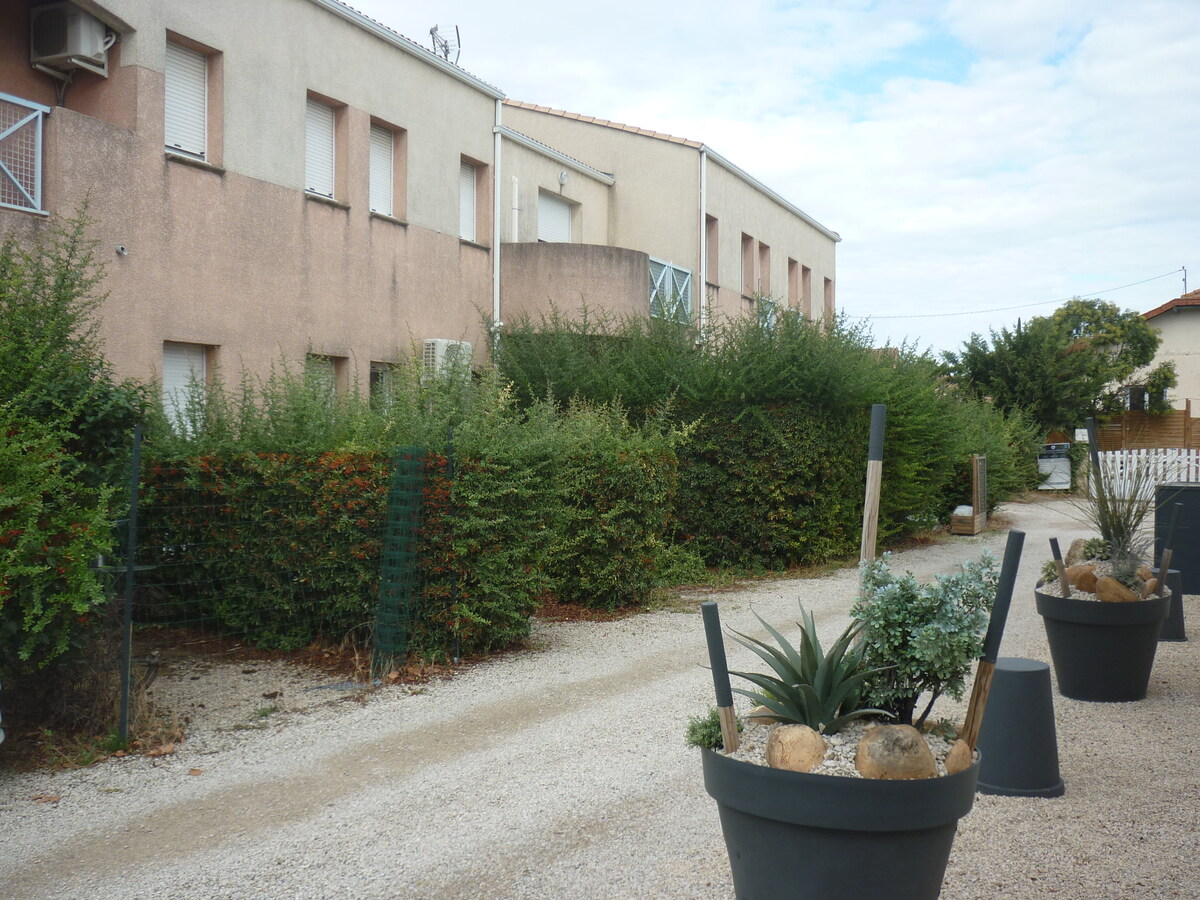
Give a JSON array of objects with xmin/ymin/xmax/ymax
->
[
  {"xmin": 500, "ymin": 243, "xmax": 650, "ymax": 323},
  {"xmin": 499, "ymin": 139, "xmax": 612, "ymax": 245},
  {"xmin": 1, "ymin": 0, "xmax": 498, "ymax": 387},
  {"xmin": 704, "ymin": 158, "xmax": 837, "ymax": 324},
  {"xmin": 502, "ymin": 104, "xmax": 839, "ymax": 329},
  {"xmin": 1149, "ymin": 310, "xmax": 1200, "ymax": 409}
]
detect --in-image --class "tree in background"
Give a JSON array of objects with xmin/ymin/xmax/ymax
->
[{"xmin": 942, "ymin": 298, "xmax": 1174, "ymax": 431}]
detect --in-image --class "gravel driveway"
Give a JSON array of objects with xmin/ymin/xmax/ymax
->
[{"xmin": 1, "ymin": 496, "xmax": 1197, "ymax": 899}]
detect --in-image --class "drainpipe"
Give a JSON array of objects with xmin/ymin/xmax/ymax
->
[
  {"xmin": 698, "ymin": 149, "xmax": 708, "ymax": 337},
  {"xmin": 492, "ymin": 99, "xmax": 503, "ymax": 343}
]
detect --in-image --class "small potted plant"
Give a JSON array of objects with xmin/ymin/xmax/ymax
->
[
  {"xmin": 1035, "ymin": 434, "xmax": 1172, "ymax": 701},
  {"xmin": 696, "ymin": 548, "xmax": 1008, "ymax": 900}
]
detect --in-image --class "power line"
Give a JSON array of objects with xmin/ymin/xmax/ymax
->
[{"xmin": 847, "ymin": 268, "xmax": 1185, "ymax": 320}]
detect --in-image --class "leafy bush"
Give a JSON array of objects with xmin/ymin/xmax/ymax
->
[
  {"xmin": 729, "ymin": 604, "xmax": 890, "ymax": 734},
  {"xmin": 685, "ymin": 707, "xmax": 739, "ymax": 750},
  {"xmin": 852, "ymin": 552, "xmax": 999, "ymax": 727},
  {"xmin": 544, "ymin": 403, "xmax": 679, "ymax": 609},
  {"xmin": 0, "ymin": 410, "xmax": 114, "ymax": 677}
]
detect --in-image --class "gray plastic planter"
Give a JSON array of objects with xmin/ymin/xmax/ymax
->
[
  {"xmin": 1035, "ymin": 588, "xmax": 1170, "ymax": 702},
  {"xmin": 702, "ymin": 748, "xmax": 979, "ymax": 900}
]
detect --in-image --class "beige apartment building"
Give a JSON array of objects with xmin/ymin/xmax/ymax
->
[{"xmin": 1, "ymin": 0, "xmax": 840, "ymax": 412}]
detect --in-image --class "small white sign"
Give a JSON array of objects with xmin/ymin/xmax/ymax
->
[{"xmin": 1074, "ymin": 429, "xmax": 1089, "ymax": 443}]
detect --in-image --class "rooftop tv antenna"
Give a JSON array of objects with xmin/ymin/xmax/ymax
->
[{"xmin": 430, "ymin": 25, "xmax": 461, "ymax": 64}]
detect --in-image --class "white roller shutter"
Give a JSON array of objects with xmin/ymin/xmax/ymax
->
[
  {"xmin": 537, "ymin": 193, "xmax": 572, "ymax": 242},
  {"xmin": 162, "ymin": 342, "xmax": 206, "ymax": 426},
  {"xmin": 164, "ymin": 43, "xmax": 206, "ymax": 159},
  {"xmin": 305, "ymin": 99, "xmax": 335, "ymax": 197},
  {"xmin": 369, "ymin": 125, "xmax": 393, "ymax": 215},
  {"xmin": 459, "ymin": 161, "xmax": 476, "ymax": 241}
]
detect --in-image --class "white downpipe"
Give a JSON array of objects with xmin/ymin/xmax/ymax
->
[
  {"xmin": 699, "ymin": 150, "xmax": 708, "ymax": 337},
  {"xmin": 511, "ymin": 175, "xmax": 519, "ymax": 240},
  {"xmin": 493, "ymin": 100, "xmax": 503, "ymax": 330}
]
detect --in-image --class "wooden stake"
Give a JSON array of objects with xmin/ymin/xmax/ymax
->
[
  {"xmin": 960, "ymin": 659, "xmax": 994, "ymax": 751},
  {"xmin": 960, "ymin": 529, "xmax": 1025, "ymax": 751},
  {"xmin": 1049, "ymin": 537, "xmax": 1071, "ymax": 597},
  {"xmin": 859, "ymin": 404, "xmax": 886, "ymax": 563},
  {"xmin": 701, "ymin": 601, "xmax": 739, "ymax": 752}
]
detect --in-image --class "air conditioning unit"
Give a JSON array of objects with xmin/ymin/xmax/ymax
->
[
  {"xmin": 422, "ymin": 339, "xmax": 473, "ymax": 375},
  {"xmin": 31, "ymin": 2, "xmax": 114, "ymax": 75}
]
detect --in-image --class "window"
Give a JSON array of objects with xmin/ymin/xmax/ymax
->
[
  {"xmin": 305, "ymin": 98, "xmax": 336, "ymax": 198},
  {"xmin": 650, "ymin": 258, "xmax": 692, "ymax": 324},
  {"xmin": 787, "ymin": 258, "xmax": 799, "ymax": 308},
  {"xmin": 369, "ymin": 124, "xmax": 394, "ymax": 216},
  {"xmin": 741, "ymin": 233, "xmax": 755, "ymax": 297},
  {"xmin": 758, "ymin": 242, "xmax": 771, "ymax": 295},
  {"xmin": 537, "ymin": 192, "xmax": 572, "ymax": 242},
  {"xmin": 824, "ymin": 277, "xmax": 835, "ymax": 320},
  {"xmin": 705, "ymin": 215, "xmax": 718, "ymax": 284},
  {"xmin": 164, "ymin": 42, "xmax": 207, "ymax": 159},
  {"xmin": 305, "ymin": 353, "xmax": 347, "ymax": 394},
  {"xmin": 802, "ymin": 265, "xmax": 812, "ymax": 318},
  {"xmin": 0, "ymin": 92, "xmax": 49, "ymax": 213},
  {"xmin": 162, "ymin": 341, "xmax": 210, "ymax": 429},
  {"xmin": 459, "ymin": 160, "xmax": 477, "ymax": 241}
]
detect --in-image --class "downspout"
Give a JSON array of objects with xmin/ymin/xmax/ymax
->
[
  {"xmin": 492, "ymin": 99, "xmax": 503, "ymax": 351},
  {"xmin": 698, "ymin": 149, "xmax": 708, "ymax": 337}
]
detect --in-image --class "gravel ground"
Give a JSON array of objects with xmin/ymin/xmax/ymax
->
[{"xmin": 1, "ymin": 496, "xmax": 1197, "ymax": 899}]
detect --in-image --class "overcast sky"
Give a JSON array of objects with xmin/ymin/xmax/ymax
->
[{"xmin": 350, "ymin": 0, "xmax": 1199, "ymax": 355}]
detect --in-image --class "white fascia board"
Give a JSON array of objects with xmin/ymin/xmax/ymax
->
[
  {"xmin": 494, "ymin": 126, "xmax": 615, "ymax": 185},
  {"xmin": 702, "ymin": 145, "xmax": 841, "ymax": 243},
  {"xmin": 305, "ymin": 0, "xmax": 505, "ymax": 100}
]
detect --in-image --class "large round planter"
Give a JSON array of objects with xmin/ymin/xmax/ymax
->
[
  {"xmin": 702, "ymin": 748, "xmax": 979, "ymax": 900},
  {"xmin": 1035, "ymin": 588, "xmax": 1170, "ymax": 702}
]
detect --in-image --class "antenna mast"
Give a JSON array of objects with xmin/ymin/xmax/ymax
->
[{"xmin": 429, "ymin": 25, "xmax": 462, "ymax": 64}]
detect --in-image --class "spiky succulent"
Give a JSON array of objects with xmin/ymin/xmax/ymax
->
[{"xmin": 728, "ymin": 604, "xmax": 892, "ymax": 735}]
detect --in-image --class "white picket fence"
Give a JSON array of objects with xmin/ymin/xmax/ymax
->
[{"xmin": 1090, "ymin": 449, "xmax": 1200, "ymax": 500}]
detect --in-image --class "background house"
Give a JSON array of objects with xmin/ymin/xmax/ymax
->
[
  {"xmin": 1, "ymin": 0, "xmax": 840, "ymax": 415},
  {"xmin": 1143, "ymin": 288, "xmax": 1200, "ymax": 411}
]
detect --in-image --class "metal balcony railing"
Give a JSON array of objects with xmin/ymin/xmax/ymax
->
[{"xmin": 0, "ymin": 92, "xmax": 51, "ymax": 214}]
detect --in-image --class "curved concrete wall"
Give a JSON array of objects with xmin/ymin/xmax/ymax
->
[{"xmin": 500, "ymin": 243, "xmax": 650, "ymax": 324}]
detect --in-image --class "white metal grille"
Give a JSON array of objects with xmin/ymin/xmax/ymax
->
[
  {"xmin": 459, "ymin": 161, "xmax": 476, "ymax": 241},
  {"xmin": 164, "ymin": 42, "xmax": 207, "ymax": 159},
  {"xmin": 537, "ymin": 192, "xmax": 571, "ymax": 242},
  {"xmin": 0, "ymin": 92, "xmax": 49, "ymax": 213},
  {"xmin": 305, "ymin": 99, "xmax": 335, "ymax": 198},
  {"xmin": 649, "ymin": 258, "xmax": 692, "ymax": 324},
  {"xmin": 369, "ymin": 124, "xmax": 393, "ymax": 215}
]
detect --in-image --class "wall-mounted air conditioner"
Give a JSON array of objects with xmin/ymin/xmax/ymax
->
[
  {"xmin": 31, "ymin": 2, "xmax": 115, "ymax": 77},
  {"xmin": 422, "ymin": 339, "xmax": 473, "ymax": 375}
]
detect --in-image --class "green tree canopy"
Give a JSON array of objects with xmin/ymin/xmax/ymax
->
[{"xmin": 943, "ymin": 298, "xmax": 1174, "ymax": 430}]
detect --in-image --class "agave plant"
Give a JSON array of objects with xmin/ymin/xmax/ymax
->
[{"xmin": 727, "ymin": 604, "xmax": 892, "ymax": 735}]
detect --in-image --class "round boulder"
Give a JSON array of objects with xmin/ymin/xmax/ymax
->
[
  {"xmin": 855, "ymin": 724, "xmax": 938, "ymax": 780},
  {"xmin": 766, "ymin": 724, "xmax": 827, "ymax": 773}
]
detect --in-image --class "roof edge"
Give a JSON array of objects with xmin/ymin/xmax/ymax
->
[
  {"xmin": 702, "ymin": 146, "xmax": 841, "ymax": 243},
  {"xmin": 495, "ymin": 126, "xmax": 615, "ymax": 185},
  {"xmin": 306, "ymin": 1, "xmax": 505, "ymax": 99},
  {"xmin": 1143, "ymin": 289, "xmax": 1200, "ymax": 320}
]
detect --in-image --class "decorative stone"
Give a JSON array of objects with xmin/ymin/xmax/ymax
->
[
  {"xmin": 766, "ymin": 724, "xmax": 827, "ymax": 772},
  {"xmin": 1064, "ymin": 538, "xmax": 1087, "ymax": 566},
  {"xmin": 746, "ymin": 705, "xmax": 778, "ymax": 726},
  {"xmin": 1066, "ymin": 564, "xmax": 1098, "ymax": 593},
  {"xmin": 854, "ymin": 725, "xmax": 937, "ymax": 780},
  {"xmin": 1095, "ymin": 575, "xmax": 1140, "ymax": 603},
  {"xmin": 1140, "ymin": 578, "xmax": 1159, "ymax": 599},
  {"xmin": 1136, "ymin": 564, "xmax": 1154, "ymax": 582},
  {"xmin": 944, "ymin": 738, "xmax": 974, "ymax": 775}
]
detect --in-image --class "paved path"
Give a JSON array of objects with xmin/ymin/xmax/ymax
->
[{"xmin": 1, "ymin": 497, "xmax": 1196, "ymax": 898}]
